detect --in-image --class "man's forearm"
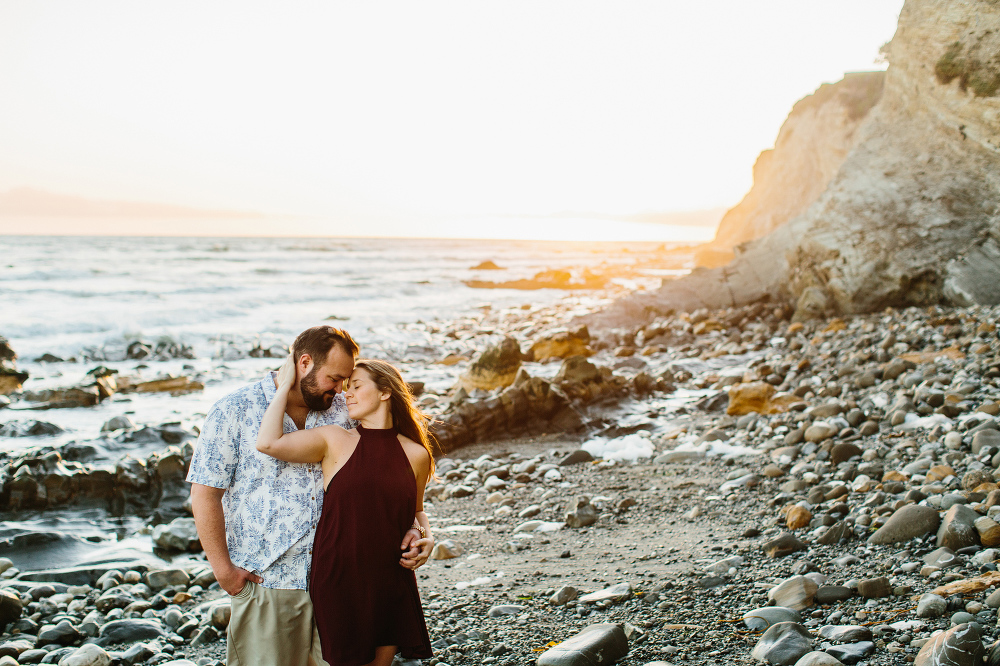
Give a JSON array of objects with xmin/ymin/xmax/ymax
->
[{"xmin": 190, "ymin": 485, "xmax": 234, "ymax": 575}]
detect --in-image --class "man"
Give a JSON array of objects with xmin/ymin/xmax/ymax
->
[{"xmin": 187, "ymin": 326, "xmax": 431, "ymax": 666}]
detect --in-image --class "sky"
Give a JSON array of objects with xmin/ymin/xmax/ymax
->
[{"xmin": 0, "ymin": 1, "xmax": 905, "ymax": 239}]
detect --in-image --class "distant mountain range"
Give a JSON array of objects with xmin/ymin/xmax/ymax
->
[{"xmin": 0, "ymin": 187, "xmax": 265, "ymax": 218}]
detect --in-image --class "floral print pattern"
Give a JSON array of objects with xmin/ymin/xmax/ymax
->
[{"xmin": 186, "ymin": 372, "xmax": 353, "ymax": 589}]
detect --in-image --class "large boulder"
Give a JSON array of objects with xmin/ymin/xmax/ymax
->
[{"xmin": 459, "ymin": 337, "xmax": 522, "ymax": 392}]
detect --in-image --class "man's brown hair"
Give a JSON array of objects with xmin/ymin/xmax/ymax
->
[{"xmin": 292, "ymin": 326, "xmax": 359, "ymax": 365}]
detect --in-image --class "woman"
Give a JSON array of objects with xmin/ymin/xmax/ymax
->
[{"xmin": 257, "ymin": 356, "xmax": 434, "ymax": 666}]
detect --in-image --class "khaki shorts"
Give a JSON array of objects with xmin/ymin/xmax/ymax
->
[{"xmin": 227, "ymin": 581, "xmax": 329, "ymax": 666}]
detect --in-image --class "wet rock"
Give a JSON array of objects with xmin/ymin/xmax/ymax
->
[
  {"xmin": 868, "ymin": 504, "xmax": 940, "ymax": 545},
  {"xmin": 0, "ymin": 420, "xmax": 63, "ymax": 437},
  {"xmin": 768, "ymin": 576, "xmax": 818, "ymax": 610},
  {"xmin": 38, "ymin": 619, "xmax": 82, "ymax": 646},
  {"xmin": 97, "ymin": 619, "xmax": 165, "ymax": 644},
  {"xmin": 535, "ymin": 623, "xmax": 628, "ymax": 666},
  {"xmin": 914, "ymin": 622, "xmax": 984, "ymax": 666},
  {"xmin": 751, "ymin": 622, "xmax": 814, "ymax": 665},
  {"xmin": 431, "ymin": 540, "xmax": 463, "ymax": 560},
  {"xmin": 459, "ymin": 337, "xmax": 522, "ymax": 391},
  {"xmin": 824, "ymin": 642, "xmax": 874, "ymax": 664},
  {"xmin": 22, "ymin": 385, "xmax": 102, "ymax": 409},
  {"xmin": 938, "ymin": 504, "xmax": 981, "ymax": 551},
  {"xmin": 144, "ymin": 568, "xmax": 190, "ymax": 591},
  {"xmin": 0, "ymin": 364, "xmax": 29, "ymax": 396},
  {"xmin": 151, "ymin": 517, "xmax": 200, "ymax": 552},
  {"xmin": 764, "ymin": 532, "xmax": 807, "ymax": 558},
  {"xmin": 117, "ymin": 375, "xmax": 203, "ymax": 395},
  {"xmin": 530, "ymin": 327, "xmax": 593, "ymax": 363},
  {"xmin": 100, "ymin": 416, "xmax": 135, "ymax": 432}
]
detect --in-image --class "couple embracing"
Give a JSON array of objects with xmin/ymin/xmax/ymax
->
[{"xmin": 186, "ymin": 326, "xmax": 435, "ymax": 666}]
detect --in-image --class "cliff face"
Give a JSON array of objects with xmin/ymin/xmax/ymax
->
[
  {"xmin": 593, "ymin": 0, "xmax": 1000, "ymax": 326},
  {"xmin": 695, "ymin": 72, "xmax": 885, "ymax": 269}
]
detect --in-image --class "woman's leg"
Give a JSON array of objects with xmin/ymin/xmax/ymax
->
[{"xmin": 363, "ymin": 645, "xmax": 398, "ymax": 666}]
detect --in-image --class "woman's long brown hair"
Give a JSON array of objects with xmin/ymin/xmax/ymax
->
[{"xmin": 353, "ymin": 359, "xmax": 436, "ymax": 477}]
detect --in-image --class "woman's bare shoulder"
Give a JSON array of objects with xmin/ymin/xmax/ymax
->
[{"xmin": 397, "ymin": 434, "xmax": 430, "ymax": 460}]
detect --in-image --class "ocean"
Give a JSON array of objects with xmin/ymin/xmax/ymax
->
[{"xmin": 0, "ymin": 234, "xmax": 704, "ymax": 568}]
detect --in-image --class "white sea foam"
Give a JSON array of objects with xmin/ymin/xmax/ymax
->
[{"xmin": 581, "ymin": 433, "xmax": 655, "ymax": 462}]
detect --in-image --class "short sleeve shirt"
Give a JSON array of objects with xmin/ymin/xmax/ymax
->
[{"xmin": 186, "ymin": 372, "xmax": 353, "ymax": 589}]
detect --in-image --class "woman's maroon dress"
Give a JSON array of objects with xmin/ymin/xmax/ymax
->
[{"xmin": 310, "ymin": 425, "xmax": 432, "ymax": 665}]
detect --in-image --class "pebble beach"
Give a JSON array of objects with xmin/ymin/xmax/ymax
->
[{"xmin": 2, "ymin": 237, "xmax": 1000, "ymax": 665}]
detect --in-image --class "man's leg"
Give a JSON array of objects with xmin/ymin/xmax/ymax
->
[
  {"xmin": 227, "ymin": 582, "xmax": 320, "ymax": 666},
  {"xmin": 307, "ymin": 606, "xmax": 330, "ymax": 666}
]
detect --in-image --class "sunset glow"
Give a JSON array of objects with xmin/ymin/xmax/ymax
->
[{"xmin": 0, "ymin": 1, "xmax": 904, "ymax": 239}]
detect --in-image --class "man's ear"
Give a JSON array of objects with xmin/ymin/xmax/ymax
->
[{"xmin": 298, "ymin": 353, "xmax": 314, "ymax": 376}]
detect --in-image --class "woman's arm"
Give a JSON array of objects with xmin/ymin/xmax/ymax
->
[
  {"xmin": 400, "ymin": 443, "xmax": 434, "ymax": 569},
  {"xmin": 256, "ymin": 356, "xmax": 329, "ymax": 463}
]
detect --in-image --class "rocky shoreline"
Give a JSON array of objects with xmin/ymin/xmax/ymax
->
[{"xmin": 0, "ymin": 299, "xmax": 997, "ymax": 665}]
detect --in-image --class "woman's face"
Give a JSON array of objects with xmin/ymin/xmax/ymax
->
[{"xmin": 344, "ymin": 368, "xmax": 389, "ymax": 420}]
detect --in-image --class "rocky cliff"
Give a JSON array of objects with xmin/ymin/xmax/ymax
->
[
  {"xmin": 695, "ymin": 72, "xmax": 885, "ymax": 268},
  {"xmin": 594, "ymin": 0, "xmax": 1000, "ymax": 327}
]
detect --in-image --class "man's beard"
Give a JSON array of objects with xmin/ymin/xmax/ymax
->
[{"xmin": 299, "ymin": 366, "xmax": 335, "ymax": 411}]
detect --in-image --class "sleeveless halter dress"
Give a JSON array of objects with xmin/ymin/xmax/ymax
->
[{"xmin": 310, "ymin": 425, "xmax": 432, "ymax": 666}]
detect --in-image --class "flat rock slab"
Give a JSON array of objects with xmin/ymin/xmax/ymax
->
[
  {"xmin": 97, "ymin": 619, "xmax": 165, "ymax": 644},
  {"xmin": 536, "ymin": 623, "xmax": 628, "ymax": 666},
  {"xmin": 824, "ymin": 641, "xmax": 874, "ymax": 664},
  {"xmin": 579, "ymin": 583, "xmax": 632, "ymax": 605}
]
